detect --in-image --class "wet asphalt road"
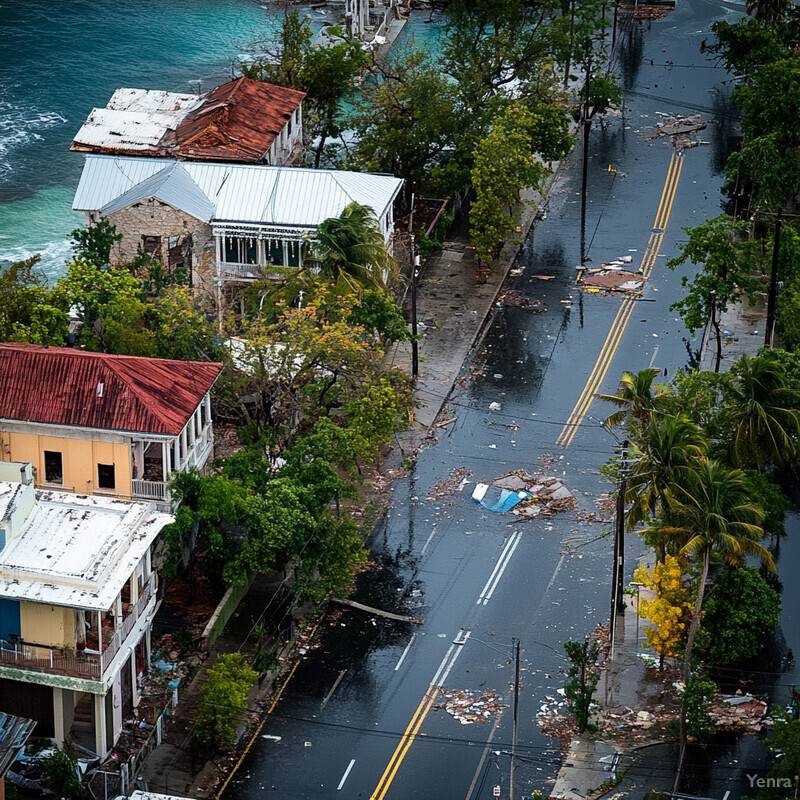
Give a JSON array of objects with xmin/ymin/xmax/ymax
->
[{"xmin": 223, "ymin": 2, "xmax": 762, "ymax": 798}]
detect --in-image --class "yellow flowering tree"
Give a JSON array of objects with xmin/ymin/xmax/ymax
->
[{"xmin": 634, "ymin": 555, "xmax": 694, "ymax": 670}]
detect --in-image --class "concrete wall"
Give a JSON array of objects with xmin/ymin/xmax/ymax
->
[
  {"xmin": 201, "ymin": 574, "xmax": 255, "ymax": 648},
  {"xmin": 2, "ymin": 431, "xmax": 132, "ymax": 497},
  {"xmin": 104, "ymin": 200, "xmax": 216, "ymax": 294},
  {"xmin": 20, "ymin": 602, "xmax": 74, "ymax": 648}
]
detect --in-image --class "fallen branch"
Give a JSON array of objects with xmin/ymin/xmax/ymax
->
[
  {"xmin": 332, "ymin": 598, "xmax": 423, "ymax": 624},
  {"xmin": 436, "ymin": 417, "xmax": 458, "ymax": 428}
]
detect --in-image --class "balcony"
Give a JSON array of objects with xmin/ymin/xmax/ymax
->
[
  {"xmin": 0, "ymin": 576, "xmax": 156, "ymax": 680},
  {"xmin": 131, "ymin": 479, "xmax": 167, "ymax": 502}
]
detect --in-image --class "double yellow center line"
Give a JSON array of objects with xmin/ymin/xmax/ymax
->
[
  {"xmin": 370, "ymin": 686, "xmax": 441, "ymax": 800},
  {"xmin": 555, "ymin": 150, "xmax": 684, "ymax": 448}
]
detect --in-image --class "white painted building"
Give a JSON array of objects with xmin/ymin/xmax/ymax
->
[{"xmin": 0, "ymin": 462, "xmax": 172, "ymax": 758}]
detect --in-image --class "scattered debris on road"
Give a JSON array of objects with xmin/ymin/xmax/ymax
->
[
  {"xmin": 498, "ymin": 289, "xmax": 547, "ymax": 313},
  {"xmin": 576, "ymin": 264, "xmax": 646, "ymax": 294},
  {"xmin": 331, "ymin": 598, "xmax": 423, "ymax": 625},
  {"xmin": 472, "ymin": 470, "xmax": 577, "ymax": 518},
  {"xmin": 437, "ymin": 689, "xmax": 509, "ymax": 725},
  {"xmin": 429, "ymin": 467, "xmax": 473, "ymax": 499}
]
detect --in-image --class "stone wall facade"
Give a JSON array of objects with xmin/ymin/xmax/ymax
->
[{"xmin": 102, "ymin": 200, "xmax": 217, "ymax": 295}]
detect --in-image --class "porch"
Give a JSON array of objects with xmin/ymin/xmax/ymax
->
[
  {"xmin": 130, "ymin": 396, "xmax": 213, "ymax": 503},
  {"xmin": 0, "ymin": 574, "xmax": 156, "ymax": 680},
  {"xmin": 214, "ymin": 229, "xmax": 309, "ymax": 283}
]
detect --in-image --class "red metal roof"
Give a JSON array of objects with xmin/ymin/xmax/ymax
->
[
  {"xmin": 173, "ymin": 77, "xmax": 306, "ymax": 162},
  {"xmin": 0, "ymin": 344, "xmax": 223, "ymax": 436}
]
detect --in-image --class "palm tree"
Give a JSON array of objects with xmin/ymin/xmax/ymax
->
[
  {"xmin": 650, "ymin": 459, "xmax": 773, "ymax": 793},
  {"xmin": 725, "ymin": 353, "xmax": 800, "ymax": 472},
  {"xmin": 745, "ymin": 0, "xmax": 789, "ymax": 24},
  {"xmin": 306, "ymin": 202, "xmax": 397, "ymax": 294},
  {"xmin": 597, "ymin": 368, "xmax": 674, "ymax": 433},
  {"xmin": 625, "ymin": 414, "xmax": 708, "ymax": 560}
]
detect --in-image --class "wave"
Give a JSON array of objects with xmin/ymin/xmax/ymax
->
[
  {"xmin": 0, "ymin": 100, "xmax": 68, "ymax": 181},
  {"xmin": 0, "ymin": 237, "xmax": 74, "ymax": 282}
]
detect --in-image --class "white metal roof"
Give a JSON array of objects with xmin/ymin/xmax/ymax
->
[
  {"xmin": 73, "ymin": 90, "xmax": 201, "ymax": 152},
  {"xmin": 0, "ymin": 482, "xmax": 172, "ymax": 611},
  {"xmin": 101, "ymin": 163, "xmax": 215, "ymax": 222},
  {"xmin": 73, "ymin": 155, "xmax": 403, "ymax": 231},
  {"xmin": 106, "ymin": 88, "xmax": 201, "ymax": 114}
]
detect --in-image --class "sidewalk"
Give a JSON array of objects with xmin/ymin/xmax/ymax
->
[
  {"xmin": 698, "ymin": 293, "xmax": 767, "ymax": 372},
  {"xmin": 389, "ymin": 156, "xmax": 571, "ymax": 443}
]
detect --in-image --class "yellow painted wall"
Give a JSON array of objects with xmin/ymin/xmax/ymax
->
[
  {"xmin": 1, "ymin": 432, "xmax": 132, "ymax": 498},
  {"xmin": 20, "ymin": 602, "xmax": 75, "ymax": 647}
]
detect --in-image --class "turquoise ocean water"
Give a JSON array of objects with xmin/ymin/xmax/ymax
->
[{"xmin": 0, "ymin": 1, "xmax": 440, "ymax": 280}]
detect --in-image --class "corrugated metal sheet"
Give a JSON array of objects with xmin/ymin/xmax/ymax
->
[
  {"xmin": 101, "ymin": 163, "xmax": 215, "ymax": 222},
  {"xmin": 0, "ymin": 712, "xmax": 36, "ymax": 777},
  {"xmin": 107, "ymin": 88, "xmax": 202, "ymax": 114},
  {"xmin": 0, "ymin": 343, "xmax": 222, "ymax": 436},
  {"xmin": 175, "ymin": 77, "xmax": 305, "ymax": 162},
  {"xmin": 72, "ymin": 90, "xmax": 201, "ymax": 154},
  {"xmin": 74, "ymin": 156, "xmax": 403, "ymax": 229}
]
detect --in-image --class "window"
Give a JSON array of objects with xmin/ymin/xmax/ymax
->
[
  {"xmin": 97, "ymin": 464, "xmax": 116, "ymax": 490},
  {"xmin": 222, "ymin": 237, "xmax": 258, "ymax": 265},
  {"xmin": 43, "ymin": 451, "xmax": 63, "ymax": 484},
  {"xmin": 287, "ymin": 117, "xmax": 293, "ymax": 136},
  {"xmin": 142, "ymin": 235, "xmax": 162, "ymax": 259}
]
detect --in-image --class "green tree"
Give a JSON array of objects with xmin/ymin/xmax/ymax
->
[
  {"xmin": 349, "ymin": 51, "xmax": 460, "ymax": 210},
  {"xmin": 597, "ymin": 368, "xmax": 675, "ymax": 433},
  {"xmin": 625, "ymin": 414, "xmax": 708, "ymax": 559},
  {"xmin": 563, "ymin": 639, "xmax": 601, "ymax": 733},
  {"xmin": 654, "ymin": 459, "xmax": 772, "ymax": 792},
  {"xmin": 60, "ymin": 259, "xmax": 152, "ymax": 353},
  {"xmin": 756, "ymin": 709, "xmax": 800, "ymax": 799},
  {"xmin": 149, "ymin": 285, "xmax": 220, "ymax": 361},
  {"xmin": 194, "ymin": 653, "xmax": 257, "ymax": 747},
  {"xmin": 43, "ymin": 747, "xmax": 86, "ymax": 800},
  {"xmin": 348, "ymin": 290, "xmax": 409, "ymax": 344},
  {"xmin": 307, "ymin": 202, "xmax": 396, "ymax": 294},
  {"xmin": 725, "ymin": 352, "xmax": 800, "ymax": 471},
  {"xmin": 682, "ymin": 674, "xmax": 717, "ymax": 746},
  {"xmin": 726, "ymin": 54, "xmax": 800, "ymax": 209},
  {"xmin": 71, "ymin": 220, "xmax": 122, "ymax": 265},
  {"xmin": 746, "ymin": 0, "xmax": 790, "ymax": 25},
  {"xmin": 667, "ymin": 216, "xmax": 762, "ymax": 352},
  {"xmin": 0, "ymin": 256, "xmax": 69, "ymax": 346},
  {"xmin": 224, "ymin": 477, "xmax": 316, "ymax": 585},
  {"xmin": 243, "ymin": 12, "xmax": 369, "ymax": 167},
  {"xmin": 699, "ymin": 565, "xmax": 781, "ymax": 666},
  {"xmin": 470, "ymin": 104, "xmax": 546, "ymax": 263}
]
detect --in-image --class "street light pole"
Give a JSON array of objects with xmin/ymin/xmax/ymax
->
[{"xmin": 629, "ymin": 582, "xmax": 644, "ymax": 653}]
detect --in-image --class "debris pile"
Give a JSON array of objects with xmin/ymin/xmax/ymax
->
[
  {"xmin": 498, "ymin": 290, "xmax": 547, "ymax": 314},
  {"xmin": 472, "ymin": 470, "xmax": 577, "ymax": 518},
  {"xmin": 713, "ymin": 693, "xmax": 769, "ymax": 732},
  {"xmin": 438, "ymin": 689, "xmax": 508, "ymax": 725},
  {"xmin": 576, "ymin": 259, "xmax": 645, "ymax": 295},
  {"xmin": 618, "ymin": 1, "xmax": 675, "ymax": 20},
  {"xmin": 537, "ymin": 711, "xmax": 579, "ymax": 749},
  {"xmin": 429, "ymin": 467, "xmax": 472, "ymax": 499}
]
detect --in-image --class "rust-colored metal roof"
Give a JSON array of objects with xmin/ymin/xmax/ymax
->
[
  {"xmin": 0, "ymin": 343, "xmax": 223, "ymax": 436},
  {"xmin": 173, "ymin": 77, "xmax": 306, "ymax": 162}
]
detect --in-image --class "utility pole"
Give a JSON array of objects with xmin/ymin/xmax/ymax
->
[
  {"xmin": 411, "ymin": 255, "xmax": 419, "ymax": 378},
  {"xmin": 509, "ymin": 638, "xmax": 520, "ymax": 800},
  {"xmin": 580, "ymin": 55, "xmax": 593, "ymax": 246},
  {"xmin": 610, "ymin": 440, "xmax": 629, "ymax": 660},
  {"xmin": 408, "ymin": 192, "xmax": 419, "ymax": 377},
  {"xmin": 765, "ymin": 211, "xmax": 783, "ymax": 348}
]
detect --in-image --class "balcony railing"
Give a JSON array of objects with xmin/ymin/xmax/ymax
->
[
  {"xmin": 131, "ymin": 479, "xmax": 167, "ymax": 501},
  {"xmin": 217, "ymin": 261, "xmax": 262, "ymax": 281},
  {"xmin": 0, "ymin": 576, "xmax": 156, "ymax": 679},
  {"xmin": 0, "ymin": 640, "xmax": 102, "ymax": 678}
]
